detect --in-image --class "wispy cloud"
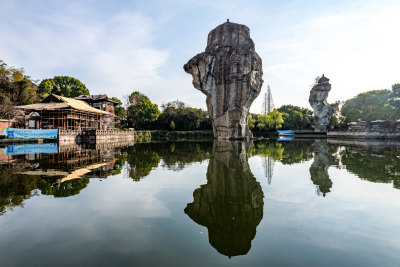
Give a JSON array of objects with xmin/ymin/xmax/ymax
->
[{"xmin": 1, "ymin": 0, "xmax": 399, "ymax": 111}]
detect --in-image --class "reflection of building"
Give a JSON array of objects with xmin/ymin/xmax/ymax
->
[
  {"xmin": 15, "ymin": 94, "xmax": 116, "ymax": 130},
  {"xmin": 185, "ymin": 142, "xmax": 264, "ymax": 257}
]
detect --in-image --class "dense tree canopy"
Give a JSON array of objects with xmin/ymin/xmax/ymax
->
[
  {"xmin": 38, "ymin": 76, "xmax": 89, "ymax": 99},
  {"xmin": 341, "ymin": 89, "xmax": 393, "ymax": 122},
  {"xmin": 126, "ymin": 91, "xmax": 160, "ymax": 129},
  {"xmin": 110, "ymin": 97, "xmax": 126, "ymax": 119},
  {"xmin": 0, "ymin": 60, "xmax": 37, "ymax": 110},
  {"xmin": 155, "ymin": 100, "xmax": 210, "ymax": 131},
  {"xmin": 277, "ymin": 105, "xmax": 313, "ymax": 129}
]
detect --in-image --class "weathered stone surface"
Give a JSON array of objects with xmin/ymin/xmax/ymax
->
[
  {"xmin": 184, "ymin": 141, "xmax": 264, "ymax": 257},
  {"xmin": 309, "ymin": 139, "xmax": 334, "ymax": 197},
  {"xmin": 309, "ymin": 74, "xmax": 334, "ymax": 132},
  {"xmin": 184, "ymin": 21, "xmax": 263, "ymax": 140}
]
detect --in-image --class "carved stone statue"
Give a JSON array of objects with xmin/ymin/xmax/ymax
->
[
  {"xmin": 184, "ymin": 141, "xmax": 264, "ymax": 257},
  {"xmin": 309, "ymin": 74, "xmax": 334, "ymax": 132},
  {"xmin": 184, "ymin": 20, "xmax": 263, "ymax": 140}
]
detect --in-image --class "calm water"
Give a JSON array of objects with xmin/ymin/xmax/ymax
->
[{"xmin": 0, "ymin": 139, "xmax": 400, "ymax": 267}]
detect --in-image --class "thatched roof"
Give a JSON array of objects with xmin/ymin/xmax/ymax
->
[{"xmin": 15, "ymin": 94, "xmax": 115, "ymax": 116}]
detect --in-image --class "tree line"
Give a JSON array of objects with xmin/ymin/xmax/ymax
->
[{"xmin": 2, "ymin": 59, "xmax": 399, "ymax": 130}]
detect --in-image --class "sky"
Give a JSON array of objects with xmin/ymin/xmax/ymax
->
[{"xmin": 1, "ymin": 0, "xmax": 399, "ymax": 112}]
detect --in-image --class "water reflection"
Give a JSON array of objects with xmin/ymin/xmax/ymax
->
[
  {"xmin": 333, "ymin": 140, "xmax": 400, "ymax": 189},
  {"xmin": 122, "ymin": 142, "xmax": 212, "ymax": 181},
  {"xmin": 185, "ymin": 141, "xmax": 264, "ymax": 258},
  {"xmin": 0, "ymin": 142, "xmax": 129, "ymax": 215},
  {"xmin": 309, "ymin": 139, "xmax": 335, "ymax": 197}
]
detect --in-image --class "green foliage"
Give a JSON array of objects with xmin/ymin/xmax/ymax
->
[
  {"xmin": 170, "ymin": 120, "xmax": 175, "ymax": 130},
  {"xmin": 38, "ymin": 76, "xmax": 89, "ymax": 99},
  {"xmin": 257, "ymin": 114, "xmax": 273, "ymax": 131},
  {"xmin": 392, "ymin": 83, "xmax": 400, "ymax": 96},
  {"xmin": 127, "ymin": 91, "xmax": 160, "ymax": 129},
  {"xmin": 248, "ymin": 115, "xmax": 256, "ymax": 130},
  {"xmin": 39, "ymin": 179, "xmax": 90, "ymax": 198},
  {"xmin": 341, "ymin": 150, "xmax": 400, "ymax": 189},
  {"xmin": 0, "ymin": 59, "xmax": 38, "ymax": 106},
  {"xmin": 154, "ymin": 100, "xmax": 211, "ymax": 131},
  {"xmin": 277, "ymin": 105, "xmax": 313, "ymax": 129},
  {"xmin": 256, "ymin": 110, "xmax": 284, "ymax": 131},
  {"xmin": 341, "ymin": 89, "xmax": 393, "ymax": 122},
  {"xmin": 110, "ymin": 96, "xmax": 126, "ymax": 118}
]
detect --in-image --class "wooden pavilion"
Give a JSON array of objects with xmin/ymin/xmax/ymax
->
[{"xmin": 15, "ymin": 94, "xmax": 116, "ymax": 130}]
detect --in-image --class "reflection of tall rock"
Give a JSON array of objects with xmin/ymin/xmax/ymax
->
[
  {"xmin": 184, "ymin": 21, "xmax": 263, "ymax": 140},
  {"xmin": 310, "ymin": 140, "xmax": 334, "ymax": 197},
  {"xmin": 185, "ymin": 141, "xmax": 264, "ymax": 257},
  {"xmin": 309, "ymin": 75, "xmax": 334, "ymax": 132}
]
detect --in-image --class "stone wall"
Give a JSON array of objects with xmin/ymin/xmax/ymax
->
[
  {"xmin": 59, "ymin": 130, "xmax": 135, "ymax": 145},
  {"xmin": 328, "ymin": 131, "xmax": 400, "ymax": 140}
]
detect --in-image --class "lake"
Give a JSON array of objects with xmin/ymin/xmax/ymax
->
[{"xmin": 0, "ymin": 139, "xmax": 399, "ymax": 267}]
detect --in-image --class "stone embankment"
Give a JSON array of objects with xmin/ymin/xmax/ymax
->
[
  {"xmin": 59, "ymin": 130, "xmax": 135, "ymax": 144},
  {"xmin": 328, "ymin": 131, "xmax": 400, "ymax": 140}
]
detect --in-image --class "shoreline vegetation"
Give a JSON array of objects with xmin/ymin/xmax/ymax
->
[{"xmin": 1, "ymin": 59, "xmax": 399, "ymax": 140}]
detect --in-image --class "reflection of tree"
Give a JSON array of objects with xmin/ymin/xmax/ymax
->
[
  {"xmin": 249, "ymin": 142, "xmax": 283, "ymax": 160},
  {"xmin": 281, "ymin": 140, "xmax": 314, "ymax": 165},
  {"xmin": 124, "ymin": 144, "xmax": 161, "ymax": 181},
  {"xmin": 309, "ymin": 140, "xmax": 335, "ymax": 197},
  {"xmin": 38, "ymin": 178, "xmax": 90, "ymax": 198},
  {"xmin": 123, "ymin": 142, "xmax": 212, "ymax": 180},
  {"xmin": 0, "ymin": 171, "xmax": 39, "ymax": 215},
  {"xmin": 341, "ymin": 150, "xmax": 400, "ymax": 189},
  {"xmin": 249, "ymin": 141, "xmax": 314, "ymax": 165},
  {"xmin": 185, "ymin": 141, "xmax": 264, "ymax": 258}
]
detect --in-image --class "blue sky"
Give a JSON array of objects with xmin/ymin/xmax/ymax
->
[{"xmin": 1, "ymin": 0, "xmax": 399, "ymax": 112}]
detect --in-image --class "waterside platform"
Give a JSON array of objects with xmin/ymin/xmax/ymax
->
[{"xmin": 328, "ymin": 131, "xmax": 400, "ymax": 140}]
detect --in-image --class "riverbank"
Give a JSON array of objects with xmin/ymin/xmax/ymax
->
[
  {"xmin": 328, "ymin": 131, "xmax": 400, "ymax": 140},
  {"xmin": 134, "ymin": 130, "xmax": 214, "ymax": 142}
]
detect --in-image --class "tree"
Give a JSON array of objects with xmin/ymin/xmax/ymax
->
[
  {"xmin": 110, "ymin": 97, "xmax": 126, "ymax": 119},
  {"xmin": 257, "ymin": 114, "xmax": 273, "ymax": 131},
  {"xmin": 0, "ymin": 93, "xmax": 14, "ymax": 120},
  {"xmin": 170, "ymin": 120, "xmax": 175, "ymax": 130},
  {"xmin": 341, "ymin": 90, "xmax": 392, "ymax": 122},
  {"xmin": 155, "ymin": 100, "xmax": 209, "ymax": 131},
  {"xmin": 277, "ymin": 105, "xmax": 313, "ymax": 129},
  {"xmin": 269, "ymin": 110, "xmax": 284, "ymax": 130},
  {"xmin": 0, "ymin": 60, "xmax": 37, "ymax": 105},
  {"xmin": 248, "ymin": 115, "xmax": 256, "ymax": 130},
  {"xmin": 126, "ymin": 91, "xmax": 160, "ymax": 129},
  {"xmin": 38, "ymin": 76, "xmax": 89, "ymax": 99}
]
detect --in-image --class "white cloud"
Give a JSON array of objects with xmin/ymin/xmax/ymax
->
[
  {"xmin": 252, "ymin": 0, "xmax": 400, "ymax": 111},
  {"xmin": 1, "ymin": 0, "xmax": 399, "ymax": 112}
]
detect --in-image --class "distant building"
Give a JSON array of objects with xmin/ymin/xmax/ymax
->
[
  {"xmin": 370, "ymin": 120, "xmax": 391, "ymax": 131},
  {"xmin": 15, "ymin": 94, "xmax": 116, "ymax": 130},
  {"xmin": 75, "ymin": 95, "xmax": 118, "ymax": 114},
  {"xmin": 348, "ymin": 121, "xmax": 367, "ymax": 131}
]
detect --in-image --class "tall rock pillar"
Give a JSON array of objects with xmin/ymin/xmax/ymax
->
[
  {"xmin": 184, "ymin": 20, "xmax": 263, "ymax": 140},
  {"xmin": 309, "ymin": 74, "xmax": 334, "ymax": 132}
]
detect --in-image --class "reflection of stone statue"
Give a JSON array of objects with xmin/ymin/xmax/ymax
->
[
  {"xmin": 310, "ymin": 140, "xmax": 334, "ymax": 197},
  {"xmin": 184, "ymin": 20, "xmax": 263, "ymax": 140},
  {"xmin": 309, "ymin": 75, "xmax": 334, "ymax": 132},
  {"xmin": 185, "ymin": 141, "xmax": 264, "ymax": 257}
]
